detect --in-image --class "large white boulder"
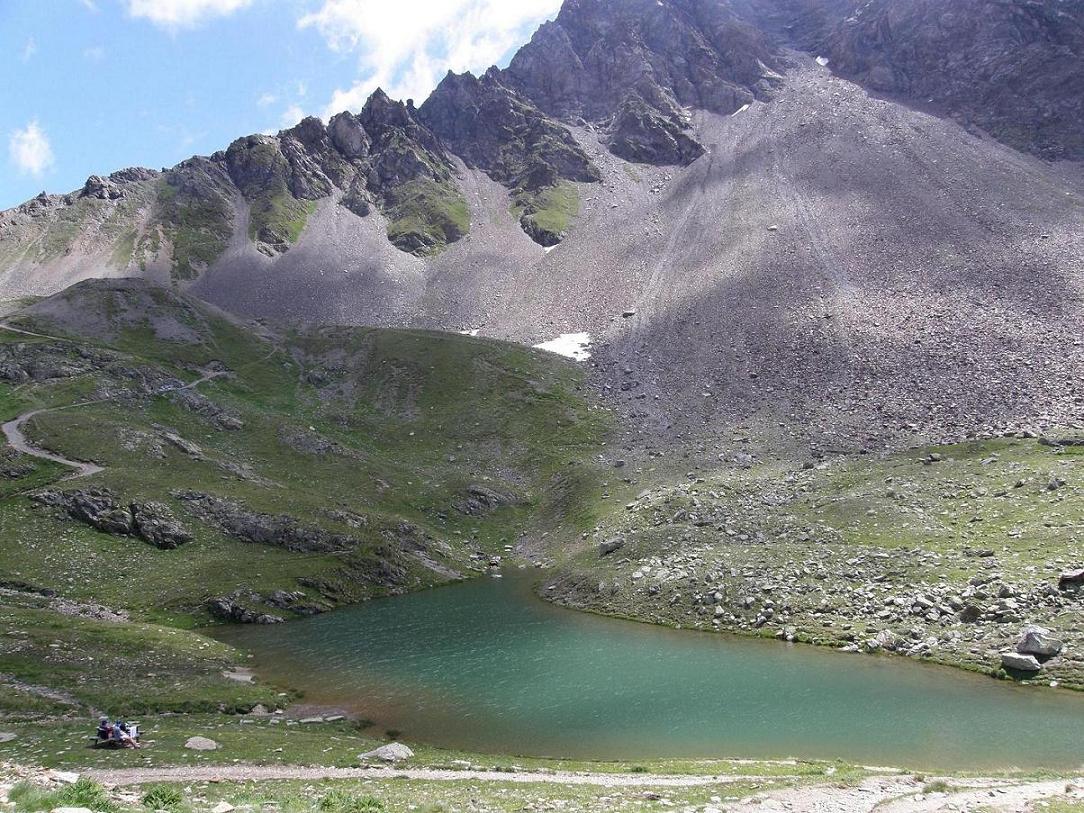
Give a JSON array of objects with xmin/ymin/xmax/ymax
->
[
  {"xmin": 1001, "ymin": 652, "xmax": 1042, "ymax": 672},
  {"xmin": 184, "ymin": 736, "xmax": 219, "ymax": 751},
  {"xmin": 358, "ymin": 742, "xmax": 414, "ymax": 762}
]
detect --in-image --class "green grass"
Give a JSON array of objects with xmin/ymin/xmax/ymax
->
[
  {"xmin": 249, "ymin": 194, "xmax": 315, "ymax": 249},
  {"xmin": 0, "ymin": 280, "xmax": 611, "ymax": 719},
  {"xmin": 0, "ymin": 713, "xmax": 866, "ymax": 778},
  {"xmin": 141, "ymin": 785, "xmax": 185, "ymax": 811},
  {"xmin": 384, "ymin": 178, "xmax": 469, "ymax": 255},
  {"xmin": 10, "ymin": 777, "xmax": 116, "ymax": 812},
  {"xmin": 153, "ymin": 178, "xmax": 233, "ymax": 280},
  {"xmin": 0, "ymin": 596, "xmax": 280, "ymax": 717},
  {"xmin": 514, "ymin": 182, "xmax": 579, "ymax": 245}
]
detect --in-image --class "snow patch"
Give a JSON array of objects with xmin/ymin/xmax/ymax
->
[
  {"xmin": 732, "ymin": 103, "xmax": 751, "ymax": 116},
  {"xmin": 459, "ymin": 329, "xmax": 480, "ymax": 336},
  {"xmin": 533, "ymin": 332, "xmax": 592, "ymax": 361},
  {"xmin": 543, "ymin": 245, "xmax": 557, "ymax": 254},
  {"xmin": 816, "ymin": 56, "xmax": 830, "ymax": 67}
]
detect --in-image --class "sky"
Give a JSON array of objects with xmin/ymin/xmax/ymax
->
[{"xmin": 0, "ymin": 0, "xmax": 562, "ymax": 210}]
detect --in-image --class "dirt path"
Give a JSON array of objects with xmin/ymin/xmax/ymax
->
[
  {"xmin": 2, "ymin": 401, "xmax": 108, "ymax": 478},
  {"xmin": 733, "ymin": 774, "xmax": 1084, "ymax": 812},
  {"xmin": 1, "ymin": 365, "xmax": 225, "ymax": 480},
  {"xmin": 84, "ymin": 765, "xmax": 1084, "ymax": 811},
  {"xmin": 87, "ymin": 764, "xmax": 776, "ymax": 788}
]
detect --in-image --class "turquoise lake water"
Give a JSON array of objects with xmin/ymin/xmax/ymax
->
[{"xmin": 217, "ymin": 574, "xmax": 1084, "ymax": 769}]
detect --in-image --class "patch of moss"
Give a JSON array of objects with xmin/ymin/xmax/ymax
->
[
  {"xmin": 250, "ymin": 194, "xmax": 315, "ymax": 250},
  {"xmin": 110, "ymin": 228, "xmax": 138, "ymax": 269},
  {"xmin": 513, "ymin": 182, "xmax": 579, "ymax": 247},
  {"xmin": 153, "ymin": 179, "xmax": 233, "ymax": 281},
  {"xmin": 385, "ymin": 178, "xmax": 469, "ymax": 256}
]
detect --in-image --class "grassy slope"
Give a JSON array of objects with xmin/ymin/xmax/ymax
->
[
  {"xmin": 0, "ymin": 280, "xmax": 610, "ymax": 719},
  {"xmin": 0, "ymin": 184, "xmax": 156, "ymax": 272},
  {"xmin": 552, "ymin": 437, "xmax": 1084, "ymax": 684},
  {"xmin": 514, "ymin": 182, "xmax": 580, "ymax": 244},
  {"xmin": 384, "ymin": 178, "xmax": 470, "ymax": 256},
  {"xmin": 151, "ymin": 178, "xmax": 233, "ymax": 281}
]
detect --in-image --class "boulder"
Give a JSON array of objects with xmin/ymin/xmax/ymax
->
[
  {"xmin": 358, "ymin": 742, "xmax": 414, "ymax": 762},
  {"xmin": 598, "ymin": 537, "xmax": 625, "ymax": 556},
  {"xmin": 131, "ymin": 501, "xmax": 193, "ymax": 549},
  {"xmin": 1058, "ymin": 569, "xmax": 1084, "ymax": 590},
  {"xmin": 0, "ymin": 732, "xmax": 16, "ymax": 743},
  {"xmin": 1000, "ymin": 652, "xmax": 1041, "ymax": 673},
  {"xmin": 1016, "ymin": 625, "xmax": 1063, "ymax": 659},
  {"xmin": 31, "ymin": 489, "xmax": 192, "ymax": 548},
  {"xmin": 52, "ymin": 808, "xmax": 94, "ymax": 813},
  {"xmin": 184, "ymin": 736, "xmax": 219, "ymax": 751}
]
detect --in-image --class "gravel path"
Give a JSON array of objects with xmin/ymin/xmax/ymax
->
[
  {"xmin": 87, "ymin": 764, "xmax": 775, "ymax": 788},
  {"xmin": 2, "ymin": 402, "xmax": 107, "ymax": 478},
  {"xmin": 0, "ymin": 341, "xmax": 225, "ymax": 481},
  {"xmin": 84, "ymin": 766, "xmax": 1084, "ymax": 811}
]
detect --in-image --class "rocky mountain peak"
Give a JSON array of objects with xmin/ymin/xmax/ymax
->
[{"xmin": 501, "ymin": 0, "xmax": 783, "ymax": 165}]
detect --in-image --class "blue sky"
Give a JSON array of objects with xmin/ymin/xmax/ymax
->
[{"xmin": 0, "ymin": 0, "xmax": 562, "ymax": 210}]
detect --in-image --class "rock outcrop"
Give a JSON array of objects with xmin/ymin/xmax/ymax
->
[
  {"xmin": 503, "ymin": 0, "xmax": 783, "ymax": 164},
  {"xmin": 30, "ymin": 489, "xmax": 193, "ymax": 549},
  {"xmin": 174, "ymin": 490, "xmax": 360, "ymax": 553},
  {"xmin": 776, "ymin": 0, "xmax": 1084, "ymax": 160},
  {"xmin": 419, "ymin": 68, "xmax": 601, "ymax": 245}
]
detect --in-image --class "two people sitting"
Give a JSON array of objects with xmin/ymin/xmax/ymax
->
[{"xmin": 96, "ymin": 717, "xmax": 140, "ymax": 749}]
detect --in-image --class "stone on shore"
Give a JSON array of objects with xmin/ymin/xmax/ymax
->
[
  {"xmin": 1058, "ymin": 569, "xmax": 1084, "ymax": 590},
  {"xmin": 1016, "ymin": 625, "xmax": 1063, "ymax": 659},
  {"xmin": 184, "ymin": 736, "xmax": 219, "ymax": 751},
  {"xmin": 358, "ymin": 742, "xmax": 414, "ymax": 762},
  {"xmin": 1001, "ymin": 652, "xmax": 1042, "ymax": 672}
]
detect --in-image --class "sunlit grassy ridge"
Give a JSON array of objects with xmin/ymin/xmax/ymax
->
[{"xmin": 0, "ymin": 279, "xmax": 611, "ymax": 717}]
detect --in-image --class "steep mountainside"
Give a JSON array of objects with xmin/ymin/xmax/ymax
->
[
  {"xmin": 822, "ymin": 0, "xmax": 1084, "ymax": 161},
  {"xmin": 0, "ymin": 0, "xmax": 1082, "ymax": 455}
]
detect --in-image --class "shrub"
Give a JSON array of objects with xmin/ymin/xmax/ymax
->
[
  {"xmin": 318, "ymin": 790, "xmax": 385, "ymax": 813},
  {"xmin": 142, "ymin": 785, "xmax": 185, "ymax": 810},
  {"xmin": 11, "ymin": 778, "xmax": 116, "ymax": 813}
]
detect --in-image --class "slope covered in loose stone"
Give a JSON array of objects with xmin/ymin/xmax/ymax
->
[
  {"xmin": 549, "ymin": 434, "xmax": 1084, "ymax": 688},
  {"xmin": 0, "ymin": 278, "xmax": 610, "ymax": 716}
]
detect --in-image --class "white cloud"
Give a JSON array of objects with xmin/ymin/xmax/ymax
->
[
  {"xmin": 9, "ymin": 121, "xmax": 55, "ymax": 177},
  {"xmin": 280, "ymin": 105, "xmax": 305, "ymax": 127},
  {"xmin": 84, "ymin": 45, "xmax": 106, "ymax": 61},
  {"xmin": 257, "ymin": 92, "xmax": 278, "ymax": 107},
  {"xmin": 21, "ymin": 37, "xmax": 37, "ymax": 62},
  {"xmin": 78, "ymin": 0, "xmax": 99, "ymax": 10},
  {"xmin": 127, "ymin": 0, "xmax": 252, "ymax": 28},
  {"xmin": 299, "ymin": 0, "xmax": 561, "ymax": 117}
]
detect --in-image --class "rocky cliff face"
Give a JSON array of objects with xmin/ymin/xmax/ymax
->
[
  {"xmin": 730, "ymin": 0, "xmax": 1084, "ymax": 161},
  {"xmin": 504, "ymin": 0, "xmax": 783, "ymax": 165},
  {"xmin": 419, "ymin": 69, "xmax": 601, "ymax": 245}
]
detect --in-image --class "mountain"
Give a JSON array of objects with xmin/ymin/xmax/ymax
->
[{"xmin": 1, "ymin": 0, "xmax": 1082, "ymax": 455}]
